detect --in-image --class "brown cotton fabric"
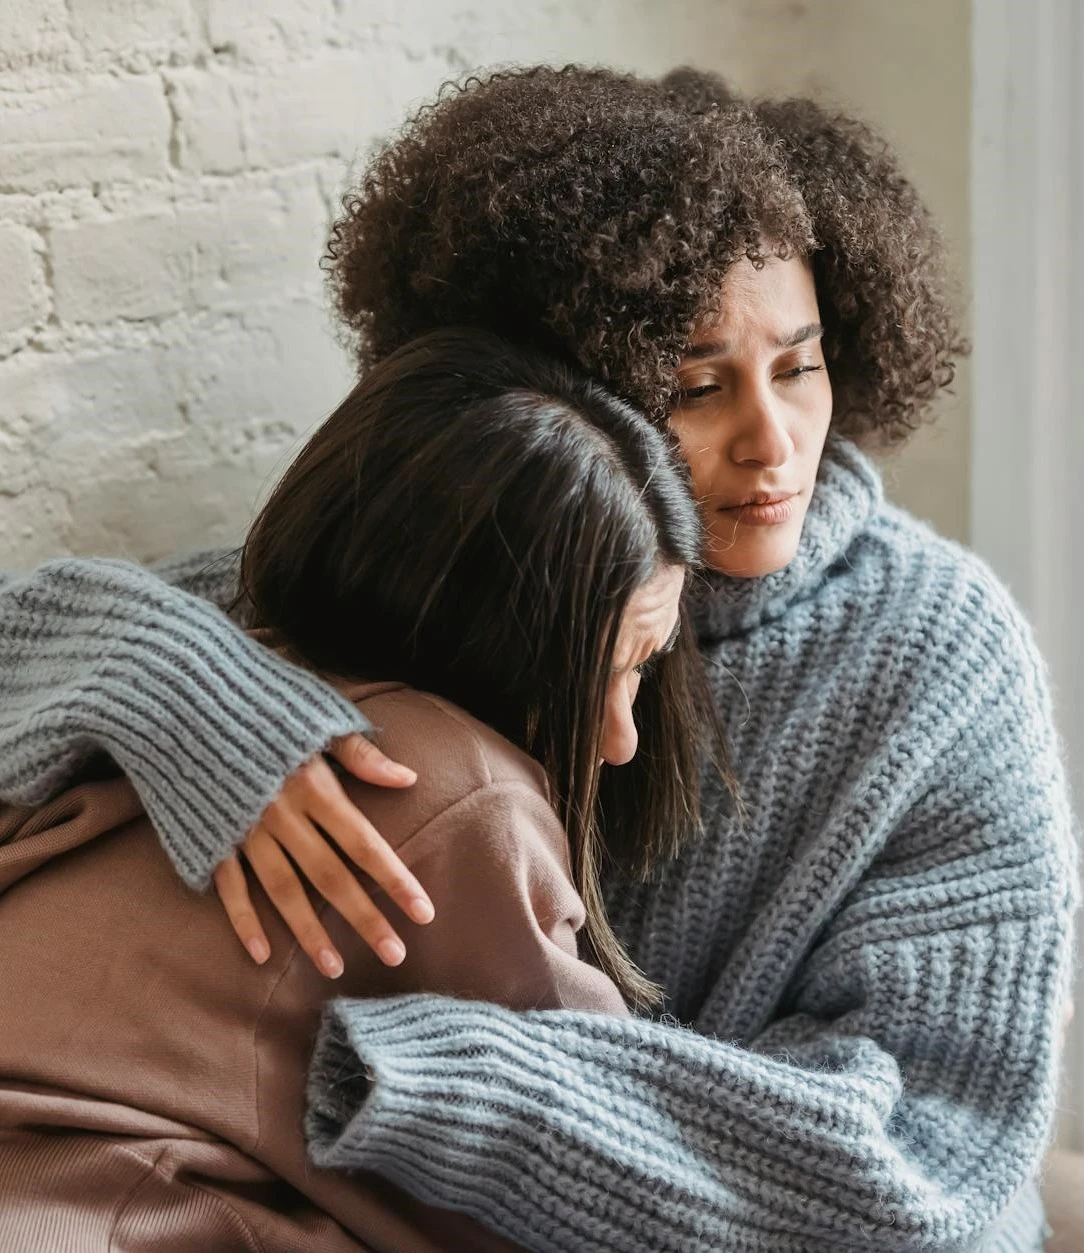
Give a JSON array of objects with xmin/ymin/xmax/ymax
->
[{"xmin": 0, "ymin": 681, "xmax": 627, "ymax": 1252}]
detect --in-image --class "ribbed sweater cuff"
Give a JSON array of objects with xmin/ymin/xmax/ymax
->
[
  {"xmin": 304, "ymin": 995, "xmax": 910, "ymax": 1253},
  {"xmin": 306, "ymin": 996, "xmax": 564, "ymax": 1201},
  {"xmin": 2, "ymin": 559, "xmax": 369, "ymax": 889},
  {"xmin": 306, "ymin": 996, "xmax": 533, "ymax": 1242}
]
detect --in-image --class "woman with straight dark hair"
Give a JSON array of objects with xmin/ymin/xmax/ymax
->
[{"xmin": 0, "ymin": 328, "xmax": 716, "ymax": 1250}]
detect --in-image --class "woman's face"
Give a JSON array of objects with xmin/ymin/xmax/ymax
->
[
  {"xmin": 669, "ymin": 254, "xmax": 833, "ymax": 578},
  {"xmin": 600, "ymin": 564, "xmax": 685, "ymax": 767}
]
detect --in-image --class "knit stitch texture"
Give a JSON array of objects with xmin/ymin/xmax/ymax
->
[
  {"xmin": 0, "ymin": 550, "xmax": 369, "ymax": 888},
  {"xmin": 0, "ymin": 442, "xmax": 1075, "ymax": 1250},
  {"xmin": 305, "ymin": 441, "xmax": 1076, "ymax": 1252}
]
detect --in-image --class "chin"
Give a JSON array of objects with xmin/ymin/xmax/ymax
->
[{"xmin": 703, "ymin": 529, "xmax": 801, "ymax": 579}]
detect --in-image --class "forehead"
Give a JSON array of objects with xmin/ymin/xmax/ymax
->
[
  {"xmin": 698, "ymin": 254, "xmax": 820, "ymax": 340},
  {"xmin": 616, "ymin": 566, "xmax": 684, "ymax": 652}
]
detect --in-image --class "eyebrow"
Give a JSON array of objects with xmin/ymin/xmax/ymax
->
[
  {"xmin": 683, "ymin": 322, "xmax": 825, "ymax": 360},
  {"xmin": 646, "ymin": 619, "xmax": 682, "ymax": 663},
  {"xmin": 616, "ymin": 618, "xmax": 682, "ymax": 674}
]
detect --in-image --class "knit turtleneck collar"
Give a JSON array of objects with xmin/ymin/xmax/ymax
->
[{"xmin": 691, "ymin": 437, "xmax": 884, "ymax": 642}]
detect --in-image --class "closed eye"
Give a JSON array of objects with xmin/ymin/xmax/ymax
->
[
  {"xmin": 634, "ymin": 623, "xmax": 680, "ymax": 677},
  {"xmin": 679, "ymin": 384, "xmax": 720, "ymax": 400},
  {"xmin": 778, "ymin": 364, "xmax": 825, "ymax": 381}
]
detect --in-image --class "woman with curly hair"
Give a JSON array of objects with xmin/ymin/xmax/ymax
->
[{"xmin": 0, "ymin": 66, "xmax": 1074, "ymax": 1252}]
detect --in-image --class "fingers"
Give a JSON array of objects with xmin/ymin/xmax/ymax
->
[
  {"xmin": 243, "ymin": 827, "xmax": 346, "ymax": 978},
  {"xmin": 212, "ymin": 854, "xmax": 271, "ymax": 965},
  {"xmin": 331, "ymin": 733, "xmax": 417, "ymax": 788},
  {"xmin": 263, "ymin": 802, "xmax": 409, "ymax": 968},
  {"xmin": 296, "ymin": 756, "xmax": 434, "ymax": 927},
  {"xmin": 222, "ymin": 744, "xmax": 434, "ymax": 979}
]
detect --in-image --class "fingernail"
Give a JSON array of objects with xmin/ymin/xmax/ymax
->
[
  {"xmin": 383, "ymin": 762, "xmax": 416, "ymax": 785},
  {"xmin": 408, "ymin": 896, "xmax": 434, "ymax": 925},
  {"xmin": 320, "ymin": 948, "xmax": 344, "ymax": 978},
  {"xmin": 247, "ymin": 937, "xmax": 270, "ymax": 964},
  {"xmin": 378, "ymin": 938, "xmax": 406, "ymax": 966}
]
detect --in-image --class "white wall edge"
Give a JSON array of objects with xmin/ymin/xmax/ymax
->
[{"xmin": 971, "ymin": 0, "xmax": 1084, "ymax": 1149}]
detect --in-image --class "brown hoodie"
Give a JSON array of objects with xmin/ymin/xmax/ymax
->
[{"xmin": 0, "ymin": 681, "xmax": 628, "ymax": 1252}]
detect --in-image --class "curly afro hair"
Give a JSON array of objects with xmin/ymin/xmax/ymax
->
[{"xmin": 326, "ymin": 65, "xmax": 966, "ymax": 444}]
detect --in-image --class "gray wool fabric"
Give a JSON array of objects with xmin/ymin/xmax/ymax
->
[
  {"xmin": 0, "ymin": 550, "xmax": 369, "ymax": 888},
  {"xmin": 0, "ymin": 441, "xmax": 1076, "ymax": 1251},
  {"xmin": 304, "ymin": 443, "xmax": 1075, "ymax": 1252}
]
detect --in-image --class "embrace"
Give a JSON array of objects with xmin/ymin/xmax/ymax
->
[{"xmin": 0, "ymin": 65, "xmax": 1075, "ymax": 1253}]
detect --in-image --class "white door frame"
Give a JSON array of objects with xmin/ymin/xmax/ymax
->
[{"xmin": 971, "ymin": 0, "xmax": 1084, "ymax": 1147}]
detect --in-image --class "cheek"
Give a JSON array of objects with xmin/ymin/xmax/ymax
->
[
  {"xmin": 670, "ymin": 418, "xmax": 717, "ymax": 498},
  {"xmin": 802, "ymin": 375, "xmax": 834, "ymax": 446}
]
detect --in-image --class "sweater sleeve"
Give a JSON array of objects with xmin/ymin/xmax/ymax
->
[
  {"xmin": 0, "ymin": 558, "xmax": 369, "ymax": 889},
  {"xmin": 146, "ymin": 546, "xmax": 248, "ymax": 618},
  {"xmin": 306, "ymin": 778, "xmax": 628, "ymax": 1162},
  {"xmin": 303, "ymin": 601, "xmax": 1075, "ymax": 1251}
]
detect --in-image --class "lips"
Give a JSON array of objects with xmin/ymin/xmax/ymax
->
[
  {"xmin": 717, "ymin": 490, "xmax": 798, "ymax": 528},
  {"xmin": 719, "ymin": 491, "xmax": 796, "ymax": 511}
]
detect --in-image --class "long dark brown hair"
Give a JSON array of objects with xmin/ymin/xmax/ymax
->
[{"xmin": 240, "ymin": 328, "xmax": 727, "ymax": 1008}]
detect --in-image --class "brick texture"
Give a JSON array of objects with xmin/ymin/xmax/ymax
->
[
  {"xmin": 0, "ymin": 0, "xmax": 971, "ymax": 566},
  {"xmin": 0, "ymin": 227, "xmax": 46, "ymax": 341},
  {"xmin": 0, "ymin": 0, "xmax": 755, "ymax": 568}
]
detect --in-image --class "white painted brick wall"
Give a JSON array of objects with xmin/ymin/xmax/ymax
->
[
  {"xmin": 0, "ymin": 1, "xmax": 970, "ymax": 565},
  {"xmin": 3, "ymin": 0, "xmax": 777, "ymax": 569},
  {"xmin": 0, "ymin": 227, "xmax": 45, "ymax": 337}
]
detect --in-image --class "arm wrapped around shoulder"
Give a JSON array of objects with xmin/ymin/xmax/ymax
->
[{"xmin": 0, "ymin": 558, "xmax": 369, "ymax": 888}]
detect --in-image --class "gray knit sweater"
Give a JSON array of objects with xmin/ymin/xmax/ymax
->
[
  {"xmin": 0, "ymin": 442, "xmax": 1075, "ymax": 1252},
  {"xmin": 0, "ymin": 549, "xmax": 368, "ymax": 888}
]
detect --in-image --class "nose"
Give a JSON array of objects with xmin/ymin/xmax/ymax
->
[
  {"xmin": 600, "ymin": 680, "xmax": 639, "ymax": 767},
  {"xmin": 729, "ymin": 382, "xmax": 794, "ymax": 469}
]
